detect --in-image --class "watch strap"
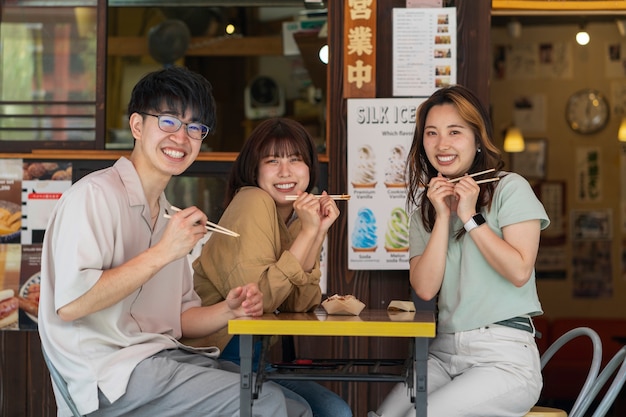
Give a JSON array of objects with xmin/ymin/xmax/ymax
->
[{"xmin": 464, "ymin": 213, "xmax": 485, "ymax": 232}]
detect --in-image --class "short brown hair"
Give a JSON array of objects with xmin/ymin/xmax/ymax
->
[{"xmin": 225, "ymin": 118, "xmax": 319, "ymax": 206}]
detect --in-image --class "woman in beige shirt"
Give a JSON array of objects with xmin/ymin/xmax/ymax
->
[{"xmin": 189, "ymin": 117, "xmax": 351, "ymax": 417}]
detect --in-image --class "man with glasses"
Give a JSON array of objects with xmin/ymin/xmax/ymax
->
[
  {"xmin": 38, "ymin": 66, "xmax": 310, "ymax": 417},
  {"xmin": 139, "ymin": 112, "xmax": 211, "ymax": 141}
]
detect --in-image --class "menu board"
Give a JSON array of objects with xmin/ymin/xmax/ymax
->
[
  {"xmin": 392, "ymin": 7, "xmax": 457, "ymax": 97},
  {"xmin": 347, "ymin": 98, "xmax": 424, "ymax": 270}
]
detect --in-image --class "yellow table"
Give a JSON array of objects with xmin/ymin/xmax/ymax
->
[{"xmin": 229, "ymin": 309, "xmax": 436, "ymax": 417}]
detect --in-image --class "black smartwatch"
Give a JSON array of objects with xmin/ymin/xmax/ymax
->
[{"xmin": 463, "ymin": 213, "xmax": 486, "ymax": 232}]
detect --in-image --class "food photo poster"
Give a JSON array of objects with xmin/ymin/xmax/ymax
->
[
  {"xmin": 347, "ymin": 97, "xmax": 425, "ymax": 270},
  {"xmin": 0, "ymin": 159, "xmax": 70, "ymax": 331}
]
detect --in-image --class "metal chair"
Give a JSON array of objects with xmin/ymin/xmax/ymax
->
[
  {"xmin": 524, "ymin": 327, "xmax": 603, "ymax": 417},
  {"xmin": 571, "ymin": 345, "xmax": 626, "ymax": 417},
  {"xmin": 41, "ymin": 346, "xmax": 83, "ymax": 417}
]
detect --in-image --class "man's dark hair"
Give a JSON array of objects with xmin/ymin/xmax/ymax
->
[{"xmin": 127, "ymin": 66, "xmax": 216, "ymax": 132}]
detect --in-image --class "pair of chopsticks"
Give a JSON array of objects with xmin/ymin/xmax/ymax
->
[
  {"xmin": 285, "ymin": 194, "xmax": 351, "ymax": 201},
  {"xmin": 164, "ymin": 206, "xmax": 240, "ymax": 238},
  {"xmin": 447, "ymin": 168, "xmax": 499, "ymax": 185}
]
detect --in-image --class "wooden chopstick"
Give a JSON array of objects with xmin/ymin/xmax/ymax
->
[
  {"xmin": 163, "ymin": 214, "xmax": 239, "ymax": 237},
  {"xmin": 475, "ymin": 177, "xmax": 500, "ymax": 185},
  {"xmin": 447, "ymin": 168, "xmax": 495, "ymax": 183},
  {"xmin": 285, "ymin": 194, "xmax": 351, "ymax": 201},
  {"xmin": 167, "ymin": 206, "xmax": 240, "ymax": 237}
]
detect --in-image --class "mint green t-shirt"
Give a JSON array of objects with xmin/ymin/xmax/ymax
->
[{"xmin": 409, "ymin": 172, "xmax": 550, "ymax": 333}]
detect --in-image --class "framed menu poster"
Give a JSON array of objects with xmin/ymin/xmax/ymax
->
[{"xmin": 510, "ymin": 138, "xmax": 547, "ymax": 180}]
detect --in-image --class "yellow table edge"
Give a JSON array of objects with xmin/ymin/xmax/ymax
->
[{"xmin": 229, "ymin": 315, "xmax": 436, "ymax": 338}]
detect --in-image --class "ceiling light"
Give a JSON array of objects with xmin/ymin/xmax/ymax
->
[
  {"xmin": 318, "ymin": 44, "xmax": 328, "ymax": 64},
  {"xmin": 617, "ymin": 20, "xmax": 626, "ymax": 37},
  {"xmin": 507, "ymin": 20, "xmax": 522, "ymax": 38},
  {"xmin": 504, "ymin": 126, "xmax": 525, "ymax": 153},
  {"xmin": 576, "ymin": 25, "xmax": 590, "ymax": 45},
  {"xmin": 618, "ymin": 118, "xmax": 626, "ymax": 142}
]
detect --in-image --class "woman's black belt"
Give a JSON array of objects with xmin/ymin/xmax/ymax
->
[{"xmin": 493, "ymin": 316, "xmax": 541, "ymax": 338}]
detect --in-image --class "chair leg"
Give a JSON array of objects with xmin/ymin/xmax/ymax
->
[{"xmin": 282, "ymin": 335, "xmax": 296, "ymax": 362}]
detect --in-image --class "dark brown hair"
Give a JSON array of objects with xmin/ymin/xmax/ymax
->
[
  {"xmin": 406, "ymin": 85, "xmax": 505, "ymax": 236},
  {"xmin": 225, "ymin": 117, "xmax": 319, "ymax": 206},
  {"xmin": 127, "ymin": 66, "xmax": 216, "ymax": 131}
]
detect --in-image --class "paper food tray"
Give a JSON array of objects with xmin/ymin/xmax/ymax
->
[
  {"xmin": 387, "ymin": 300, "xmax": 416, "ymax": 312},
  {"xmin": 387, "ymin": 311, "xmax": 416, "ymax": 321},
  {"xmin": 321, "ymin": 295, "xmax": 366, "ymax": 316}
]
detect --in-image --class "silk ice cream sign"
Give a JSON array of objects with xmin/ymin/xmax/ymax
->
[{"xmin": 347, "ymin": 98, "xmax": 424, "ymax": 270}]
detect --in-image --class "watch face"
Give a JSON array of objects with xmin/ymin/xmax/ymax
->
[{"xmin": 565, "ymin": 89, "xmax": 609, "ymax": 134}]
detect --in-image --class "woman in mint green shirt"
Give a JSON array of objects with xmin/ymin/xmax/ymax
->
[{"xmin": 371, "ymin": 85, "xmax": 549, "ymax": 417}]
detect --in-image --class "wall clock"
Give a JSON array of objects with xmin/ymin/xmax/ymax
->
[{"xmin": 565, "ymin": 89, "xmax": 609, "ymax": 134}]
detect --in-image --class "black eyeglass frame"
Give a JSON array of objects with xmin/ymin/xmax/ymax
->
[{"xmin": 139, "ymin": 112, "xmax": 210, "ymax": 141}]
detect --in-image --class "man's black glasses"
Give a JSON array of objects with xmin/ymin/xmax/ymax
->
[{"xmin": 140, "ymin": 113, "xmax": 210, "ymax": 141}]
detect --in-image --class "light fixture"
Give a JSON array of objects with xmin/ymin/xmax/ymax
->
[
  {"xmin": 504, "ymin": 126, "xmax": 525, "ymax": 153},
  {"xmin": 507, "ymin": 20, "xmax": 522, "ymax": 39},
  {"xmin": 576, "ymin": 24, "xmax": 590, "ymax": 46},
  {"xmin": 318, "ymin": 44, "xmax": 328, "ymax": 64},
  {"xmin": 304, "ymin": 0, "xmax": 326, "ymax": 9},
  {"xmin": 617, "ymin": 20, "xmax": 626, "ymax": 37},
  {"xmin": 618, "ymin": 117, "xmax": 626, "ymax": 142},
  {"xmin": 74, "ymin": 7, "xmax": 97, "ymax": 38}
]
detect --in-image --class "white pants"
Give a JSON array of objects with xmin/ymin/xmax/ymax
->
[{"xmin": 374, "ymin": 325, "xmax": 542, "ymax": 417}]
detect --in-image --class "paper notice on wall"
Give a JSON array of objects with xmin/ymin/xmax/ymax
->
[
  {"xmin": 392, "ymin": 7, "xmax": 457, "ymax": 97},
  {"xmin": 406, "ymin": 0, "xmax": 443, "ymax": 7},
  {"xmin": 575, "ymin": 147, "xmax": 602, "ymax": 202},
  {"xmin": 513, "ymin": 94, "xmax": 547, "ymax": 134},
  {"xmin": 606, "ymin": 41, "xmax": 626, "ymax": 78},
  {"xmin": 21, "ymin": 162, "xmax": 72, "ymax": 244}
]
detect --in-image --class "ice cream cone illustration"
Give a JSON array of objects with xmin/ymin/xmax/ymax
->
[
  {"xmin": 384, "ymin": 145, "xmax": 408, "ymax": 188},
  {"xmin": 384, "ymin": 207, "xmax": 409, "ymax": 252},
  {"xmin": 351, "ymin": 207, "xmax": 378, "ymax": 252},
  {"xmin": 351, "ymin": 145, "xmax": 377, "ymax": 188}
]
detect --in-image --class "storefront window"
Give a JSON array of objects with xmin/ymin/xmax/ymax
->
[{"xmin": 0, "ymin": 1, "xmax": 98, "ymax": 151}]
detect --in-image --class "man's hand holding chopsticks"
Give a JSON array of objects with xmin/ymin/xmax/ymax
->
[{"xmin": 160, "ymin": 206, "xmax": 208, "ymax": 262}]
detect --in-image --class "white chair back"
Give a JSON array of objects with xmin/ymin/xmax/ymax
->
[{"xmin": 572, "ymin": 345, "xmax": 626, "ymax": 417}]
